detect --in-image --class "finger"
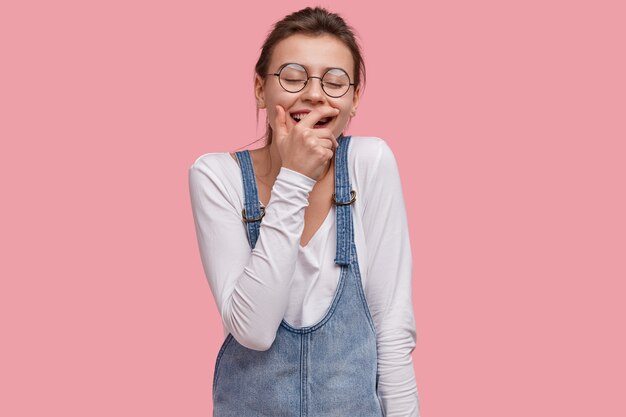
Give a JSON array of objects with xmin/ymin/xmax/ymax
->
[
  {"xmin": 314, "ymin": 138, "xmax": 335, "ymax": 151},
  {"xmin": 274, "ymin": 105, "xmax": 289, "ymax": 140},
  {"xmin": 311, "ymin": 128, "xmax": 339, "ymax": 149},
  {"xmin": 298, "ymin": 106, "xmax": 340, "ymax": 129}
]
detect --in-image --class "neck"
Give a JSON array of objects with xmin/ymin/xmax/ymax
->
[{"xmin": 253, "ymin": 141, "xmax": 281, "ymax": 182}]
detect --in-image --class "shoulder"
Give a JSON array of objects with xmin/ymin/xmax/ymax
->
[
  {"xmin": 346, "ymin": 136, "xmax": 399, "ymax": 177},
  {"xmin": 188, "ymin": 152, "xmax": 241, "ymax": 200},
  {"xmin": 189, "ymin": 152, "xmax": 241, "ymax": 185},
  {"xmin": 348, "ymin": 136, "xmax": 396, "ymax": 163},
  {"xmin": 189, "ymin": 152, "xmax": 237, "ymax": 176}
]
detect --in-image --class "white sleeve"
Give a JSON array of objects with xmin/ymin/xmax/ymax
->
[
  {"xmin": 361, "ymin": 140, "xmax": 421, "ymax": 416},
  {"xmin": 189, "ymin": 157, "xmax": 316, "ymax": 351}
]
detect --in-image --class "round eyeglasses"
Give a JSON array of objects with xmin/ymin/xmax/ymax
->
[{"xmin": 268, "ymin": 63, "xmax": 355, "ymax": 98}]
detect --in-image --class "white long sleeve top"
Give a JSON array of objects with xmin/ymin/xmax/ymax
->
[{"xmin": 189, "ymin": 136, "xmax": 420, "ymax": 416}]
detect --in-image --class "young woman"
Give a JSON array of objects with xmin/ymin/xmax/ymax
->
[{"xmin": 189, "ymin": 7, "xmax": 420, "ymax": 416}]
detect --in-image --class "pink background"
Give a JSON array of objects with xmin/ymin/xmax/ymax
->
[{"xmin": 2, "ymin": 0, "xmax": 624, "ymax": 416}]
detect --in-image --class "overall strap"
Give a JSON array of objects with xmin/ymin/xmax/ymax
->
[
  {"xmin": 334, "ymin": 135, "xmax": 356, "ymax": 266},
  {"xmin": 235, "ymin": 150, "xmax": 264, "ymax": 249}
]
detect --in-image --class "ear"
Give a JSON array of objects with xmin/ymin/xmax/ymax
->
[
  {"xmin": 254, "ymin": 74, "xmax": 266, "ymax": 109},
  {"xmin": 350, "ymin": 85, "xmax": 361, "ymax": 117}
]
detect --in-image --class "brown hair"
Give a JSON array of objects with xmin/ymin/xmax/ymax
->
[{"xmin": 254, "ymin": 7, "xmax": 366, "ymax": 145}]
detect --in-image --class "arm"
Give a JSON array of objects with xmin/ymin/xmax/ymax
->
[
  {"xmin": 361, "ymin": 139, "xmax": 421, "ymax": 416},
  {"xmin": 189, "ymin": 156, "xmax": 315, "ymax": 351}
]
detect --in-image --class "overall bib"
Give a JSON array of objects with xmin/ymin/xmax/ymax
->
[{"xmin": 214, "ymin": 136, "xmax": 384, "ymax": 417}]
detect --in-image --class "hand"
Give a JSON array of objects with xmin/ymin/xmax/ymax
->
[{"xmin": 273, "ymin": 105, "xmax": 340, "ymax": 181}]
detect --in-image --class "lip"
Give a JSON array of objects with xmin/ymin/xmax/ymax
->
[{"xmin": 289, "ymin": 109, "xmax": 335, "ymax": 128}]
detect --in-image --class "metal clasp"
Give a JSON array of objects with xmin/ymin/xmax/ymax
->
[
  {"xmin": 242, "ymin": 206, "xmax": 266, "ymax": 223},
  {"xmin": 332, "ymin": 190, "xmax": 356, "ymax": 206}
]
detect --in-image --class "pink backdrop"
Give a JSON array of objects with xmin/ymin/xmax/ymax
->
[{"xmin": 2, "ymin": 0, "xmax": 625, "ymax": 416}]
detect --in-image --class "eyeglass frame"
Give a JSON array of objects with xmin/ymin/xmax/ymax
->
[{"xmin": 266, "ymin": 63, "xmax": 356, "ymax": 98}]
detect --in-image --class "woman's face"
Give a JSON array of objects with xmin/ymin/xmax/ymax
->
[{"xmin": 255, "ymin": 33, "xmax": 361, "ymax": 140}]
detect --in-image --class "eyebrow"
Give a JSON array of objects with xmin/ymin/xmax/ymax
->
[{"xmin": 278, "ymin": 62, "xmax": 350, "ymax": 74}]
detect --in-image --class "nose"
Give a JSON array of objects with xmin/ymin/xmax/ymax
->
[{"xmin": 301, "ymin": 76, "xmax": 326, "ymax": 103}]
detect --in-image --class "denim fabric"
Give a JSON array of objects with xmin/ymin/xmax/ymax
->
[{"xmin": 216, "ymin": 136, "xmax": 383, "ymax": 416}]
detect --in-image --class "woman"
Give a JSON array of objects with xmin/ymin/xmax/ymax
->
[{"xmin": 189, "ymin": 7, "xmax": 420, "ymax": 416}]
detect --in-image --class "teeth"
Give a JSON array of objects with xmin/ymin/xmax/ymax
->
[{"xmin": 291, "ymin": 113, "xmax": 333, "ymax": 123}]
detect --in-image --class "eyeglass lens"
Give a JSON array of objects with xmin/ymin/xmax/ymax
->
[{"xmin": 278, "ymin": 64, "xmax": 351, "ymax": 97}]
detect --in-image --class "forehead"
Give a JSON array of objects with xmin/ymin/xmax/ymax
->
[{"xmin": 270, "ymin": 33, "xmax": 355, "ymax": 76}]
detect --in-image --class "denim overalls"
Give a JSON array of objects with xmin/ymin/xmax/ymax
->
[{"xmin": 213, "ymin": 136, "xmax": 384, "ymax": 417}]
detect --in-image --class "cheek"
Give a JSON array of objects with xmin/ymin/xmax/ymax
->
[
  {"xmin": 263, "ymin": 96, "xmax": 283, "ymax": 129},
  {"xmin": 265, "ymin": 99, "xmax": 295, "ymax": 131},
  {"xmin": 334, "ymin": 98, "xmax": 353, "ymax": 113},
  {"xmin": 331, "ymin": 113, "xmax": 351, "ymax": 137},
  {"xmin": 266, "ymin": 107, "xmax": 277, "ymax": 129},
  {"xmin": 335, "ymin": 104, "xmax": 353, "ymax": 124},
  {"xmin": 267, "ymin": 93, "xmax": 300, "ymax": 128}
]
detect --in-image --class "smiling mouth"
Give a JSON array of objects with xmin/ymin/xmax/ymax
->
[{"xmin": 290, "ymin": 112, "xmax": 334, "ymax": 128}]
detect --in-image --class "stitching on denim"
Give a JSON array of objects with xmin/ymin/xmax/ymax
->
[
  {"xmin": 279, "ymin": 263, "xmax": 348, "ymax": 334},
  {"xmin": 350, "ymin": 243, "xmax": 378, "ymax": 336},
  {"xmin": 300, "ymin": 333, "xmax": 309, "ymax": 417},
  {"xmin": 334, "ymin": 135, "xmax": 353, "ymax": 266},
  {"xmin": 212, "ymin": 333, "xmax": 234, "ymax": 397},
  {"xmin": 236, "ymin": 150, "xmax": 262, "ymax": 249}
]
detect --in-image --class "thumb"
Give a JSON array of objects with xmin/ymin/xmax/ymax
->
[{"xmin": 274, "ymin": 105, "xmax": 288, "ymax": 142}]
